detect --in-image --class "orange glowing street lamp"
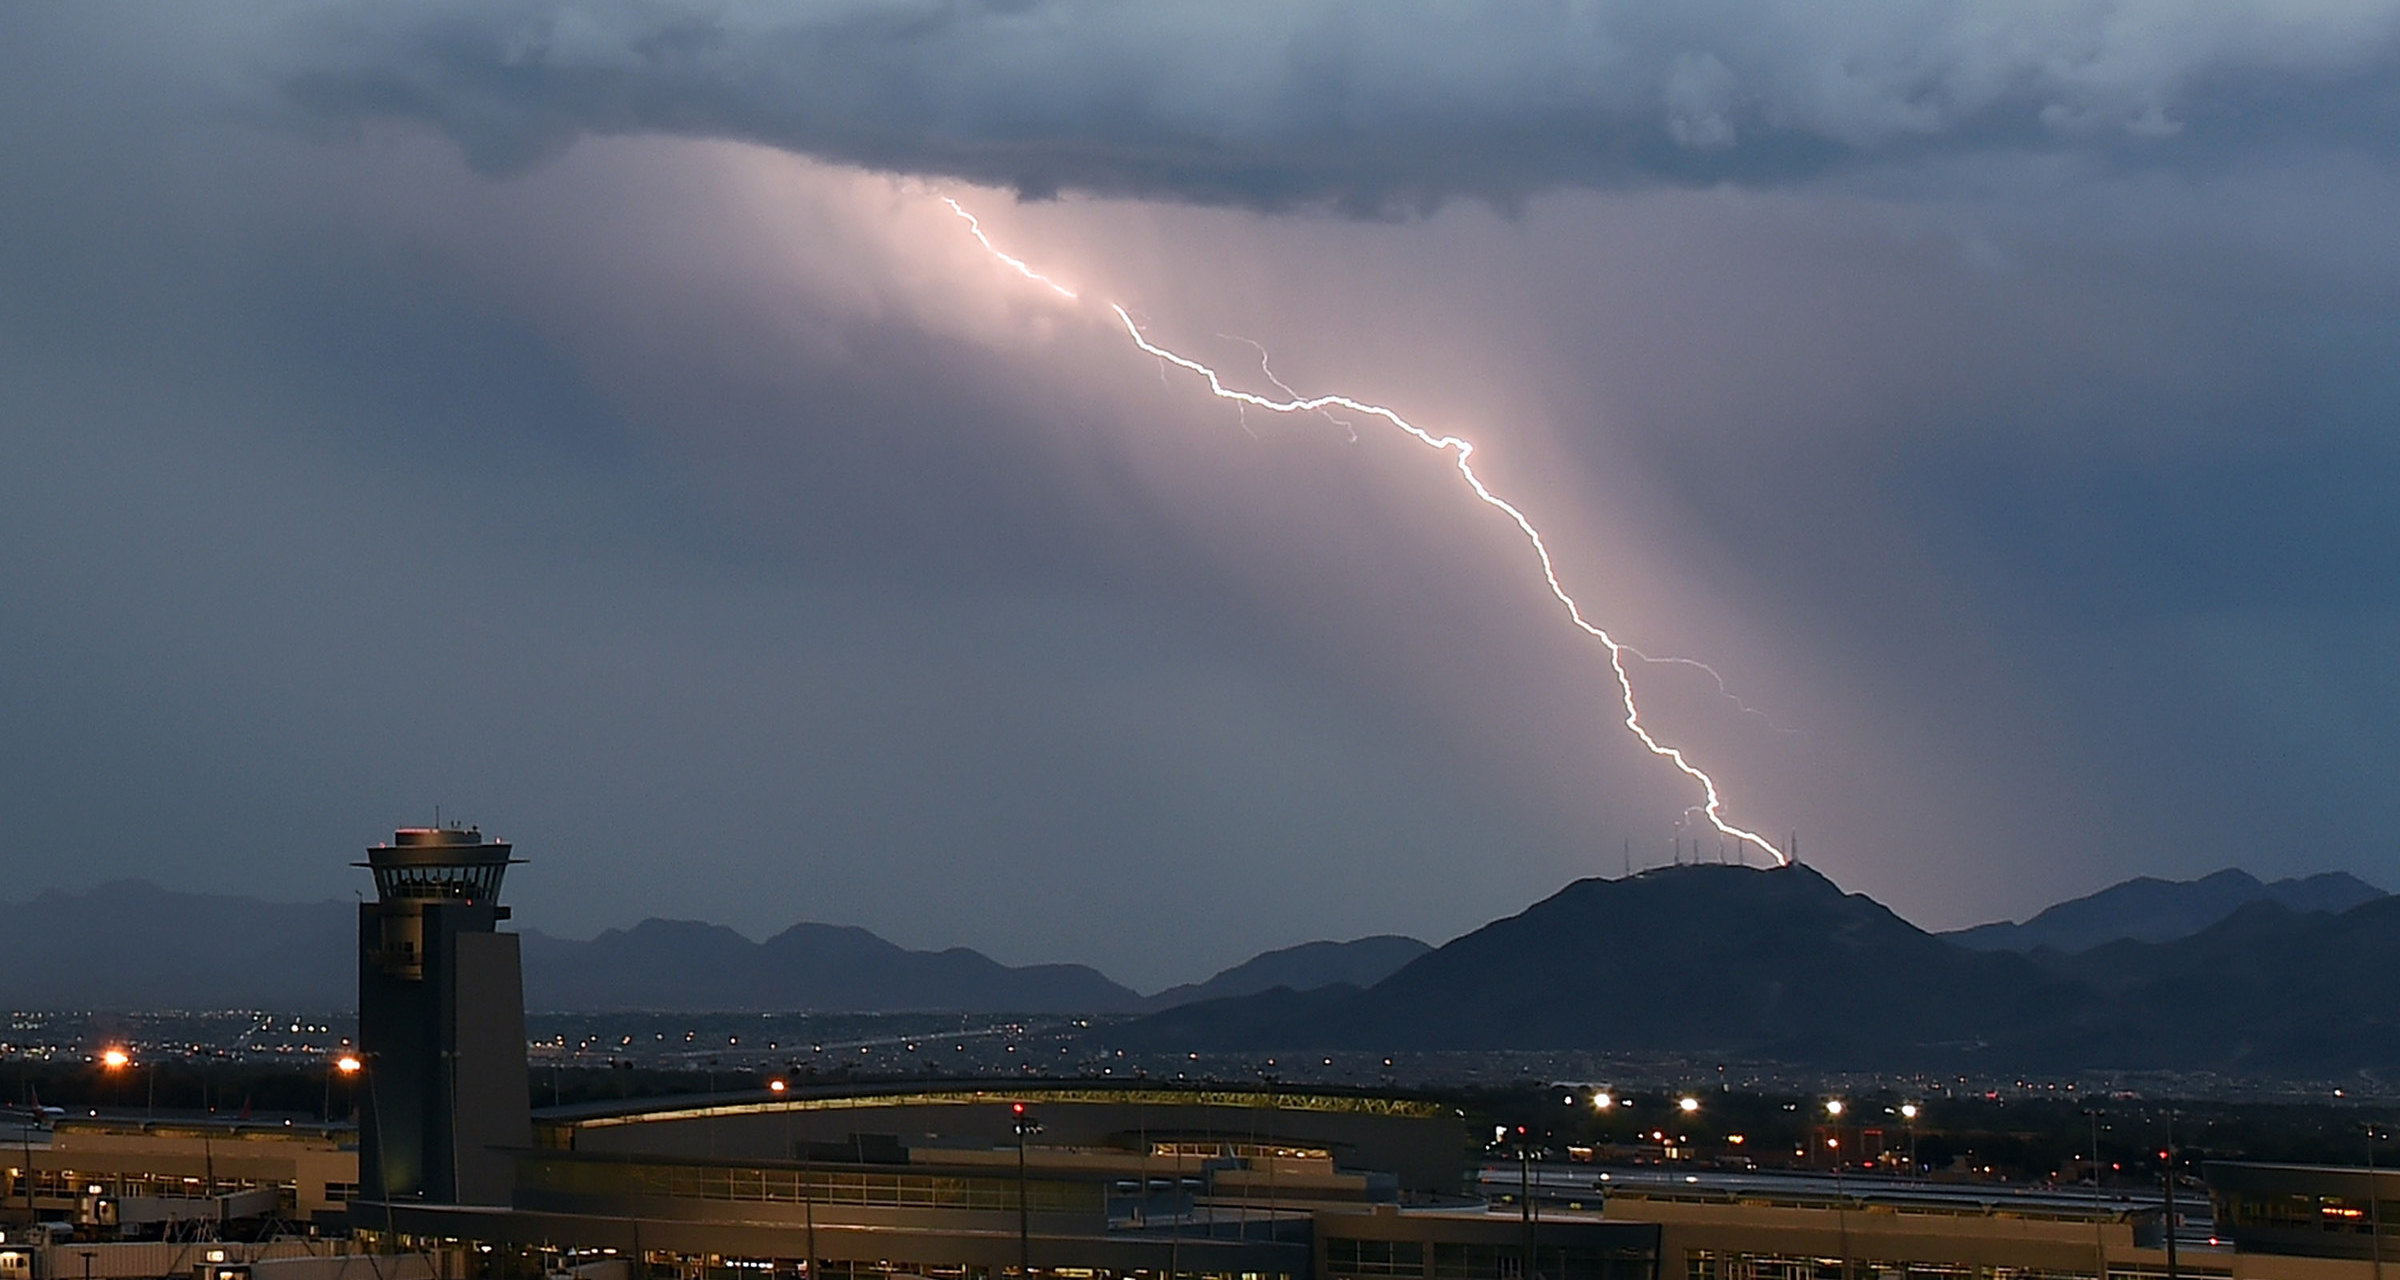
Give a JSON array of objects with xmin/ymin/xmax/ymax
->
[
  {"xmin": 99, "ymin": 1048, "xmax": 150, "ymax": 1116},
  {"xmin": 325, "ymin": 1054, "xmax": 364, "ymax": 1123}
]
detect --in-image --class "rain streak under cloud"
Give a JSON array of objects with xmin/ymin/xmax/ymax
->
[{"xmin": 3, "ymin": 2, "xmax": 2400, "ymax": 989}]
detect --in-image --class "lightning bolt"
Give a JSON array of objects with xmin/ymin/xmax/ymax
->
[
  {"xmin": 940, "ymin": 197, "xmax": 1078, "ymax": 300},
  {"xmin": 938, "ymin": 198, "xmax": 1787, "ymax": 868},
  {"xmin": 1218, "ymin": 333, "xmax": 1361, "ymax": 443},
  {"xmin": 1619, "ymin": 646, "xmax": 1804, "ymax": 736}
]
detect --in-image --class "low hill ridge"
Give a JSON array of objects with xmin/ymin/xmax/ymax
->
[
  {"xmin": 1943, "ymin": 868, "xmax": 2385, "ymax": 953},
  {"xmin": 1141, "ymin": 935, "xmax": 1430, "ymax": 1011},
  {"xmin": 518, "ymin": 919, "xmax": 1141, "ymax": 1013}
]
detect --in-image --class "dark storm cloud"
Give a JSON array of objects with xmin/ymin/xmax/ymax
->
[
  {"xmin": 11, "ymin": 0, "xmax": 2400, "ymax": 986},
  {"xmin": 273, "ymin": 0, "xmax": 2400, "ymax": 209}
]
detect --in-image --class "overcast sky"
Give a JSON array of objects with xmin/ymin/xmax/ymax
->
[{"xmin": 5, "ymin": 3, "xmax": 2399, "ymax": 991}]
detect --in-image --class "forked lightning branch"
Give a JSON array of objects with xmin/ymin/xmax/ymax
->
[{"xmin": 940, "ymin": 197, "xmax": 1786, "ymax": 868}]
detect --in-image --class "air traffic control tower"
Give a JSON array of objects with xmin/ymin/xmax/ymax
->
[{"xmin": 356, "ymin": 826, "xmax": 532, "ymax": 1207}]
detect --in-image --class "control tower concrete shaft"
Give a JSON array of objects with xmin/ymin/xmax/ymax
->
[{"xmin": 356, "ymin": 827, "xmax": 531, "ymax": 1207}]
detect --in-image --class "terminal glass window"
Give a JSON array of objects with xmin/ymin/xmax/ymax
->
[
  {"xmin": 1434, "ymin": 1244, "xmax": 1516, "ymax": 1280},
  {"xmin": 1533, "ymin": 1248, "xmax": 1649, "ymax": 1280},
  {"xmin": 1327, "ymin": 1240, "xmax": 1426, "ymax": 1278},
  {"xmin": 519, "ymin": 1156, "xmax": 1104, "ymax": 1214},
  {"xmin": 1857, "ymin": 1263, "xmax": 1974, "ymax": 1280},
  {"xmin": 1694, "ymin": 1257, "xmax": 2091, "ymax": 1280},
  {"xmin": 2218, "ymin": 1187, "xmax": 2400, "ymax": 1237},
  {"xmin": 1435, "ymin": 1244, "xmax": 1646, "ymax": 1280},
  {"xmin": 1690, "ymin": 1252, "xmax": 1846, "ymax": 1280}
]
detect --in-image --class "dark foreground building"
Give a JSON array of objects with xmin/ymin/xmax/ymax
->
[{"xmin": 2206, "ymin": 1162, "xmax": 2400, "ymax": 1263}]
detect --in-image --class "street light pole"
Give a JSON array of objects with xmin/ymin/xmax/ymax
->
[
  {"xmin": 1825, "ymin": 1100, "xmax": 1851, "ymax": 1280},
  {"xmin": 1515, "ymin": 1127, "xmax": 1537, "ymax": 1280},
  {"xmin": 2368, "ymin": 1124, "xmax": 2385, "ymax": 1280},
  {"xmin": 2162, "ymin": 1114, "xmax": 2181, "ymax": 1280},
  {"xmin": 1013, "ymin": 1103, "xmax": 1039, "ymax": 1278},
  {"xmin": 2082, "ymin": 1108, "xmax": 2105, "ymax": 1207},
  {"xmin": 1824, "ymin": 1101, "xmax": 1847, "ymax": 1198},
  {"xmin": 800, "ymin": 1149, "xmax": 816, "ymax": 1280}
]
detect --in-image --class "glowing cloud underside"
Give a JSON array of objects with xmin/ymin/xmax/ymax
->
[{"xmin": 939, "ymin": 199, "xmax": 1786, "ymax": 867}]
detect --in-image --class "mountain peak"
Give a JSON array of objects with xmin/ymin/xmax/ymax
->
[
  {"xmin": 1943, "ymin": 867, "xmax": 2387, "ymax": 954},
  {"xmin": 1121, "ymin": 857, "xmax": 2064, "ymax": 1058}
]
